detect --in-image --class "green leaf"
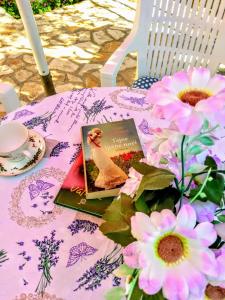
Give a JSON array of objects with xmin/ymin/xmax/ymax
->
[
  {"xmin": 188, "ymin": 145, "xmax": 203, "ymax": 155},
  {"xmin": 132, "ymin": 162, "xmax": 173, "ymax": 176},
  {"xmin": 202, "ymin": 119, "xmax": 210, "ymax": 130},
  {"xmin": 105, "ymin": 287, "xmax": 125, "ymax": 300},
  {"xmin": 149, "ymin": 187, "xmax": 179, "ymax": 212},
  {"xmin": 134, "ymin": 168, "xmax": 175, "ymax": 201},
  {"xmin": 113, "ymin": 264, "xmax": 134, "ymax": 277},
  {"xmin": 198, "ymin": 136, "xmax": 214, "ymax": 146},
  {"xmin": 187, "ymin": 163, "xmax": 206, "ymax": 174},
  {"xmin": 204, "ymin": 156, "xmax": 217, "ymax": 170},
  {"xmin": 143, "ymin": 291, "xmax": 165, "ymax": 299},
  {"xmin": 191, "ymin": 174, "xmax": 224, "ymax": 204},
  {"xmin": 204, "ymin": 174, "xmax": 224, "ymax": 205},
  {"xmin": 135, "ymin": 194, "xmax": 150, "ymax": 214},
  {"xmin": 218, "ymin": 215, "xmax": 225, "ymax": 222},
  {"xmin": 99, "ymin": 194, "xmax": 136, "ymax": 246}
]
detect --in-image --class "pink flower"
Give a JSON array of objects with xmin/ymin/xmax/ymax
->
[
  {"xmin": 215, "ymin": 223, "xmax": 225, "ymax": 241},
  {"xmin": 191, "ymin": 201, "xmax": 218, "ymax": 223},
  {"xmin": 123, "ymin": 205, "xmax": 218, "ymax": 299},
  {"xmin": 120, "ymin": 167, "xmax": 143, "ymax": 197},
  {"xmin": 146, "ymin": 67, "xmax": 225, "ymax": 135}
]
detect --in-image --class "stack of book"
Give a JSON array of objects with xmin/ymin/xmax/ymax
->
[{"xmin": 54, "ymin": 119, "xmax": 144, "ymax": 217}]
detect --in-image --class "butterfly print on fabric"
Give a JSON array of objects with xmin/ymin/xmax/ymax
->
[
  {"xmin": 28, "ymin": 180, "xmax": 54, "ymax": 200},
  {"xmin": 138, "ymin": 119, "xmax": 151, "ymax": 135},
  {"xmin": 66, "ymin": 242, "xmax": 97, "ymax": 267}
]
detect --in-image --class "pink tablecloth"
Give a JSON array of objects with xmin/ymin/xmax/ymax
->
[{"xmin": 0, "ymin": 87, "xmax": 165, "ymax": 300}]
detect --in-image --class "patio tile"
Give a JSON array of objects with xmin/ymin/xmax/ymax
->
[{"xmin": 0, "ymin": 0, "xmax": 137, "ymax": 114}]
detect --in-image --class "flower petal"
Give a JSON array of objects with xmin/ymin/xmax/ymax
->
[
  {"xmin": 150, "ymin": 209, "xmax": 176, "ymax": 232},
  {"xmin": 163, "ymin": 271, "xmax": 189, "ymax": 300},
  {"xmin": 131, "ymin": 212, "xmax": 155, "ymax": 241},
  {"xmin": 194, "ymin": 222, "xmax": 217, "ymax": 247},
  {"xmin": 174, "ymin": 111, "xmax": 203, "ymax": 135},
  {"xmin": 188, "ymin": 248, "xmax": 218, "ymax": 277},
  {"xmin": 123, "ymin": 242, "xmax": 141, "ymax": 268},
  {"xmin": 207, "ymin": 74, "xmax": 225, "ymax": 94},
  {"xmin": 189, "ymin": 67, "xmax": 211, "ymax": 88},
  {"xmin": 176, "ymin": 204, "xmax": 196, "ymax": 230},
  {"xmin": 216, "ymin": 252, "xmax": 225, "ymax": 281},
  {"xmin": 139, "ymin": 263, "xmax": 165, "ymax": 295},
  {"xmin": 215, "ymin": 223, "xmax": 225, "ymax": 241},
  {"xmin": 191, "ymin": 201, "xmax": 217, "ymax": 223},
  {"xmin": 196, "ymin": 93, "xmax": 225, "ymax": 113},
  {"xmin": 177, "ymin": 261, "xmax": 207, "ymax": 298},
  {"xmin": 161, "ymin": 71, "xmax": 190, "ymax": 94}
]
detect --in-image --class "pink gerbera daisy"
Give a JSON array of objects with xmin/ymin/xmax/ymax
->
[
  {"xmin": 123, "ymin": 204, "xmax": 219, "ymax": 299},
  {"xmin": 146, "ymin": 68, "xmax": 225, "ymax": 135}
]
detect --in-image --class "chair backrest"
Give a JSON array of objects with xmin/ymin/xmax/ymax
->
[{"xmin": 132, "ymin": 0, "xmax": 225, "ymax": 78}]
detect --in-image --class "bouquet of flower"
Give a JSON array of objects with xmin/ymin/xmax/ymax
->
[{"xmin": 100, "ymin": 68, "xmax": 225, "ymax": 300}]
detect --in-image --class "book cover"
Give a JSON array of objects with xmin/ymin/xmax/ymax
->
[
  {"xmin": 54, "ymin": 150, "xmax": 114, "ymax": 217},
  {"xmin": 54, "ymin": 188, "xmax": 114, "ymax": 218},
  {"xmin": 81, "ymin": 119, "xmax": 144, "ymax": 199}
]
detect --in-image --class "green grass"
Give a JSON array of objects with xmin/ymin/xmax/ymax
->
[{"xmin": 0, "ymin": 0, "xmax": 83, "ymax": 19}]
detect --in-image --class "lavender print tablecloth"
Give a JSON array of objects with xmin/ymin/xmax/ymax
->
[{"xmin": 0, "ymin": 87, "xmax": 168, "ymax": 300}]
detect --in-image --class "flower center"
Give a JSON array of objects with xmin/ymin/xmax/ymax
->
[
  {"xmin": 179, "ymin": 89, "xmax": 211, "ymax": 106},
  {"xmin": 157, "ymin": 235, "xmax": 184, "ymax": 263},
  {"xmin": 205, "ymin": 284, "xmax": 225, "ymax": 300}
]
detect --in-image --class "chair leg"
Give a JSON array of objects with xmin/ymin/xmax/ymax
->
[{"xmin": 0, "ymin": 83, "xmax": 20, "ymax": 113}]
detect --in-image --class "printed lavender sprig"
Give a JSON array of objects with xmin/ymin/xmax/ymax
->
[
  {"xmin": 68, "ymin": 219, "xmax": 98, "ymax": 235},
  {"xmin": 50, "ymin": 142, "xmax": 69, "ymax": 157},
  {"xmin": 112, "ymin": 276, "xmax": 121, "ymax": 287},
  {"xmin": 120, "ymin": 95, "xmax": 146, "ymax": 106},
  {"xmin": 74, "ymin": 245, "xmax": 123, "ymax": 291},
  {"xmin": 0, "ymin": 249, "xmax": 8, "ymax": 267},
  {"xmin": 69, "ymin": 143, "xmax": 82, "ymax": 164},
  {"xmin": 33, "ymin": 230, "xmax": 63, "ymax": 295},
  {"xmin": 81, "ymin": 98, "xmax": 113, "ymax": 122},
  {"xmin": 23, "ymin": 112, "xmax": 54, "ymax": 132}
]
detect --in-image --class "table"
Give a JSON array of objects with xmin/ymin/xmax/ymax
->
[{"xmin": 0, "ymin": 87, "xmax": 163, "ymax": 300}]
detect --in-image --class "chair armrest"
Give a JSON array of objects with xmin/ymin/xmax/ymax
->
[
  {"xmin": 100, "ymin": 35, "xmax": 136, "ymax": 87},
  {"xmin": 0, "ymin": 83, "xmax": 20, "ymax": 113}
]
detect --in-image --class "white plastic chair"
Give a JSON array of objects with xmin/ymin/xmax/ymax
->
[
  {"xmin": 0, "ymin": 83, "xmax": 20, "ymax": 113},
  {"xmin": 101, "ymin": 0, "xmax": 225, "ymax": 87}
]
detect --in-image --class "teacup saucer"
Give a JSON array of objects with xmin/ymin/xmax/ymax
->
[{"xmin": 0, "ymin": 130, "xmax": 46, "ymax": 176}]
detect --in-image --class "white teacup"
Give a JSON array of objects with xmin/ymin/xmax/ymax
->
[{"xmin": 0, "ymin": 122, "xmax": 33, "ymax": 162}]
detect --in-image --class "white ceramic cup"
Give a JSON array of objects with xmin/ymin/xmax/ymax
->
[{"xmin": 0, "ymin": 122, "xmax": 33, "ymax": 162}]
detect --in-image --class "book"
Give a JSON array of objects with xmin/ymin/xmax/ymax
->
[
  {"xmin": 81, "ymin": 118, "xmax": 144, "ymax": 199},
  {"xmin": 54, "ymin": 188, "xmax": 114, "ymax": 218},
  {"xmin": 54, "ymin": 150, "xmax": 114, "ymax": 217}
]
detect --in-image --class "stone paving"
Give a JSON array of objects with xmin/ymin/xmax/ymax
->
[{"xmin": 0, "ymin": 0, "xmax": 137, "ymax": 115}]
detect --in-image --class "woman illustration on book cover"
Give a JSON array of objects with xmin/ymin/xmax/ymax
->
[{"xmin": 87, "ymin": 128, "xmax": 128, "ymax": 189}]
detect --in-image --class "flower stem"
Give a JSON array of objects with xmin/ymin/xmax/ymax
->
[
  {"xmin": 190, "ymin": 168, "xmax": 211, "ymax": 203},
  {"xmin": 174, "ymin": 177, "xmax": 180, "ymax": 191},
  {"xmin": 185, "ymin": 169, "xmax": 225, "ymax": 192},
  {"xmin": 127, "ymin": 269, "xmax": 139, "ymax": 300},
  {"xmin": 178, "ymin": 136, "xmax": 186, "ymax": 211}
]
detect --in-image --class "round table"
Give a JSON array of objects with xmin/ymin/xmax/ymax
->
[{"xmin": 0, "ymin": 87, "xmax": 165, "ymax": 300}]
